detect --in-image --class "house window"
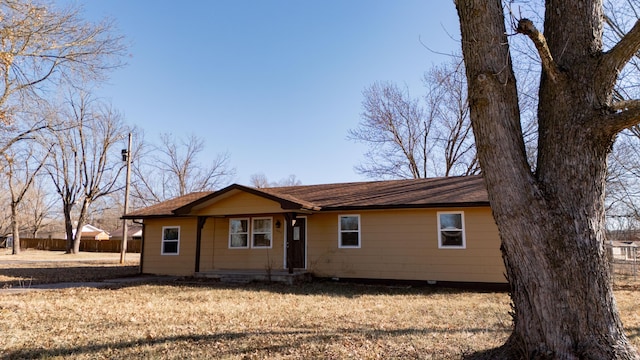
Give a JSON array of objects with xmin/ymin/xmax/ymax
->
[
  {"xmin": 252, "ymin": 217, "xmax": 272, "ymax": 248},
  {"xmin": 438, "ymin": 211, "xmax": 466, "ymax": 249},
  {"xmin": 339, "ymin": 215, "xmax": 360, "ymax": 248},
  {"xmin": 161, "ymin": 226, "xmax": 180, "ymax": 255},
  {"xmin": 229, "ymin": 218, "xmax": 249, "ymax": 248}
]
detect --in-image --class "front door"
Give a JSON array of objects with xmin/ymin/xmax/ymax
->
[{"xmin": 289, "ymin": 217, "xmax": 306, "ymax": 268}]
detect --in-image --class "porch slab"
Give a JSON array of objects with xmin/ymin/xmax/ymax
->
[{"xmin": 195, "ymin": 269, "xmax": 311, "ymax": 285}]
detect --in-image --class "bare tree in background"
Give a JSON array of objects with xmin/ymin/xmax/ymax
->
[
  {"xmin": 131, "ymin": 133, "xmax": 235, "ymax": 206},
  {"xmin": 349, "ymin": 61, "xmax": 479, "ymax": 180},
  {"xmin": 0, "ymin": 0, "xmax": 125, "ymax": 253},
  {"xmin": 349, "ymin": 81, "xmax": 434, "ymax": 179},
  {"xmin": 2, "ymin": 141, "xmax": 49, "ymax": 254},
  {"xmin": 424, "ymin": 60, "xmax": 478, "ymax": 176},
  {"xmin": 604, "ymin": 0, "xmax": 640, "ymax": 231},
  {"xmin": 608, "ymin": 125, "xmax": 640, "ymax": 228},
  {"xmin": 45, "ymin": 92, "xmax": 129, "ymax": 254},
  {"xmin": 456, "ymin": 0, "xmax": 640, "ymax": 357},
  {"xmin": 249, "ymin": 173, "xmax": 302, "ymax": 188},
  {"xmin": 21, "ymin": 179, "xmax": 56, "ymax": 239},
  {"xmin": 0, "ymin": 0, "xmax": 125, "ymax": 124}
]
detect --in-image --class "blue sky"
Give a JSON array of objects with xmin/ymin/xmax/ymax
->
[{"xmin": 68, "ymin": 1, "xmax": 460, "ymax": 186}]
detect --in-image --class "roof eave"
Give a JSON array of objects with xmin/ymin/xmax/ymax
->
[{"xmin": 319, "ymin": 201, "xmax": 491, "ymax": 212}]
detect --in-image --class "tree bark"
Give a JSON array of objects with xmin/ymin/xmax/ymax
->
[
  {"xmin": 63, "ymin": 203, "xmax": 74, "ymax": 254},
  {"xmin": 456, "ymin": 0, "xmax": 639, "ymax": 358},
  {"xmin": 10, "ymin": 204, "xmax": 20, "ymax": 255}
]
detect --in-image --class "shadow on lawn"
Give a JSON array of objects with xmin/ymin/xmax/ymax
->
[
  {"xmin": 0, "ymin": 265, "xmax": 140, "ymax": 287},
  {"xmin": 154, "ymin": 277, "xmax": 509, "ymax": 298},
  {"xmin": 1, "ymin": 326, "xmax": 512, "ymax": 360}
]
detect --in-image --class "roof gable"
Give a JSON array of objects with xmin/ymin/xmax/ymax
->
[
  {"xmin": 125, "ymin": 192, "xmax": 213, "ymax": 218},
  {"xmin": 185, "ymin": 189, "xmax": 299, "ymax": 216}
]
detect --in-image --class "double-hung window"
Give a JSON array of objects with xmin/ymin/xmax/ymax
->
[
  {"xmin": 252, "ymin": 217, "xmax": 273, "ymax": 248},
  {"xmin": 229, "ymin": 218, "xmax": 249, "ymax": 248},
  {"xmin": 339, "ymin": 214, "xmax": 360, "ymax": 248},
  {"xmin": 438, "ymin": 211, "xmax": 466, "ymax": 249},
  {"xmin": 161, "ymin": 226, "xmax": 180, "ymax": 255},
  {"xmin": 229, "ymin": 217, "xmax": 272, "ymax": 248}
]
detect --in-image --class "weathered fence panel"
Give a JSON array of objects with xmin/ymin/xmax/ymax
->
[{"xmin": 19, "ymin": 238, "xmax": 141, "ymax": 253}]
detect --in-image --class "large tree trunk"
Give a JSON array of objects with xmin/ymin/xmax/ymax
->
[
  {"xmin": 63, "ymin": 204, "xmax": 74, "ymax": 254},
  {"xmin": 72, "ymin": 201, "xmax": 91, "ymax": 254},
  {"xmin": 10, "ymin": 204, "xmax": 20, "ymax": 255},
  {"xmin": 456, "ymin": 1, "xmax": 639, "ymax": 358}
]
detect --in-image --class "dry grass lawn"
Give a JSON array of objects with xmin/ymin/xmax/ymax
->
[
  {"xmin": 1, "ymin": 250, "xmax": 640, "ymax": 359},
  {"xmin": 0, "ymin": 249, "xmax": 140, "ymax": 287}
]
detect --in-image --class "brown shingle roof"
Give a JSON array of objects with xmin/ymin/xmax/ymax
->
[
  {"xmin": 124, "ymin": 192, "xmax": 213, "ymax": 218},
  {"xmin": 124, "ymin": 175, "xmax": 488, "ymax": 218},
  {"xmin": 261, "ymin": 175, "xmax": 487, "ymax": 210}
]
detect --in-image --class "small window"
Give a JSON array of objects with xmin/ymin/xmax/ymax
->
[
  {"xmin": 252, "ymin": 217, "xmax": 272, "ymax": 248},
  {"xmin": 161, "ymin": 226, "xmax": 180, "ymax": 255},
  {"xmin": 339, "ymin": 215, "xmax": 360, "ymax": 248},
  {"xmin": 438, "ymin": 212, "xmax": 466, "ymax": 249},
  {"xmin": 229, "ymin": 218, "xmax": 249, "ymax": 248}
]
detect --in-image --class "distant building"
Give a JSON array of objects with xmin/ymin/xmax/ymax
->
[{"xmin": 109, "ymin": 224, "xmax": 143, "ymax": 241}]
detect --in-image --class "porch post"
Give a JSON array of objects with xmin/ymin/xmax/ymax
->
[
  {"xmin": 284, "ymin": 212, "xmax": 297, "ymax": 274},
  {"xmin": 195, "ymin": 216, "xmax": 207, "ymax": 273}
]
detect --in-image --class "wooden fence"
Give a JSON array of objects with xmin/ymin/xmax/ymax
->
[{"xmin": 19, "ymin": 237, "xmax": 141, "ymax": 253}]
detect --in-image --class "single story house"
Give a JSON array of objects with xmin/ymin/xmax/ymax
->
[
  {"xmin": 124, "ymin": 175, "xmax": 506, "ymax": 284},
  {"xmin": 76, "ymin": 224, "xmax": 110, "ymax": 241},
  {"xmin": 109, "ymin": 224, "xmax": 143, "ymax": 241}
]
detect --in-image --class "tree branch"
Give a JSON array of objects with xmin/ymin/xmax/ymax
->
[
  {"xmin": 516, "ymin": 18, "xmax": 562, "ymax": 83},
  {"xmin": 602, "ymin": 18, "xmax": 640, "ymax": 76},
  {"xmin": 605, "ymin": 101, "xmax": 640, "ymax": 131},
  {"xmin": 610, "ymin": 99, "xmax": 640, "ymax": 112}
]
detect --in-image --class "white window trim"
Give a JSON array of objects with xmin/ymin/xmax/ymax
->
[
  {"xmin": 437, "ymin": 211, "xmax": 466, "ymax": 249},
  {"xmin": 338, "ymin": 214, "xmax": 361, "ymax": 249},
  {"xmin": 161, "ymin": 226, "xmax": 180, "ymax": 255},
  {"xmin": 252, "ymin": 217, "xmax": 273, "ymax": 249},
  {"xmin": 229, "ymin": 217, "xmax": 250, "ymax": 249}
]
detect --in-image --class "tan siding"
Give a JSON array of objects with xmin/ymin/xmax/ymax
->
[
  {"xmin": 199, "ymin": 215, "xmax": 287, "ymax": 271},
  {"xmin": 198, "ymin": 218, "xmax": 216, "ymax": 271},
  {"xmin": 143, "ymin": 206, "xmax": 504, "ymax": 283},
  {"xmin": 193, "ymin": 192, "xmax": 284, "ymax": 216},
  {"xmin": 307, "ymin": 208, "xmax": 505, "ymax": 283},
  {"xmin": 142, "ymin": 218, "xmax": 198, "ymax": 276}
]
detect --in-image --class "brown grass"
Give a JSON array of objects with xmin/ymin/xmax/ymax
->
[
  {"xmin": 0, "ymin": 249, "xmax": 140, "ymax": 287},
  {"xmin": 1, "ymin": 251, "xmax": 639, "ymax": 359}
]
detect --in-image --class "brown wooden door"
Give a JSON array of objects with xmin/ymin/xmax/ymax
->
[{"xmin": 290, "ymin": 218, "xmax": 306, "ymax": 268}]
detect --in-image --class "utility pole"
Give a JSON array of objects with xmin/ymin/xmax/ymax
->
[{"xmin": 120, "ymin": 133, "xmax": 132, "ymax": 264}]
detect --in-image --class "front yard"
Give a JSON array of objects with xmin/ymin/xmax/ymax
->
[{"xmin": 1, "ymin": 250, "xmax": 639, "ymax": 359}]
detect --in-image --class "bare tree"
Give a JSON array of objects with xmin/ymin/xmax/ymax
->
[
  {"xmin": 0, "ymin": 182, "xmax": 12, "ymax": 243},
  {"xmin": 456, "ymin": 0, "xmax": 640, "ymax": 357},
  {"xmin": 0, "ymin": 0, "xmax": 125, "ymax": 124},
  {"xmin": 424, "ymin": 60, "xmax": 478, "ymax": 176},
  {"xmin": 131, "ymin": 133, "xmax": 235, "ymax": 206},
  {"xmin": 20, "ymin": 179, "xmax": 56, "ymax": 239},
  {"xmin": 349, "ymin": 81, "xmax": 434, "ymax": 179},
  {"xmin": 249, "ymin": 173, "xmax": 302, "ymax": 188},
  {"xmin": 349, "ymin": 61, "xmax": 479, "ymax": 180},
  {"xmin": 249, "ymin": 173, "xmax": 271, "ymax": 188},
  {"xmin": 2, "ymin": 141, "xmax": 49, "ymax": 254},
  {"xmin": 45, "ymin": 92, "xmax": 128, "ymax": 254},
  {"xmin": 608, "ymin": 126, "xmax": 640, "ymax": 228}
]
